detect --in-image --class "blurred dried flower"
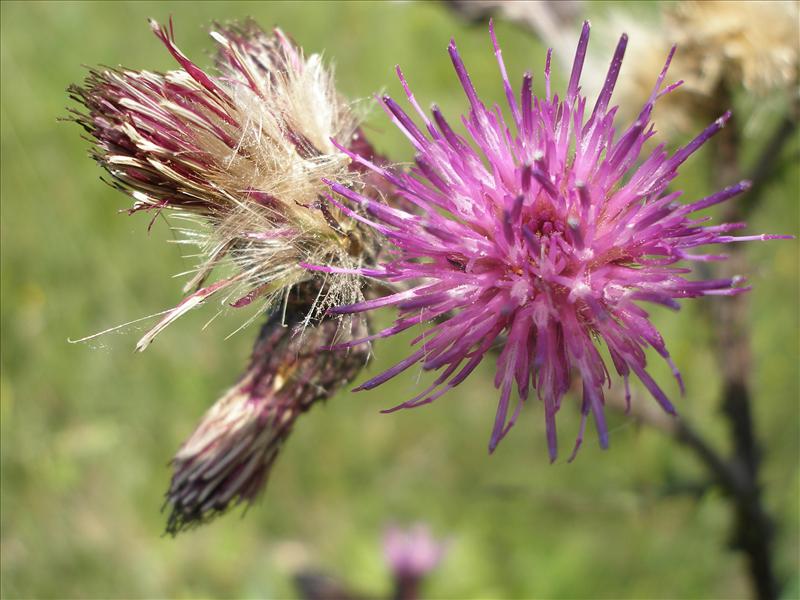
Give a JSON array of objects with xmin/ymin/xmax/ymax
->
[
  {"xmin": 70, "ymin": 19, "xmax": 377, "ymax": 350},
  {"xmin": 592, "ymin": 1, "xmax": 799, "ymax": 132},
  {"xmin": 667, "ymin": 1, "xmax": 798, "ymax": 95},
  {"xmin": 165, "ymin": 286, "xmax": 368, "ymax": 534}
]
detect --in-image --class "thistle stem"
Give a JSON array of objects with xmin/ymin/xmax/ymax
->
[
  {"xmin": 703, "ymin": 93, "xmax": 797, "ymax": 600},
  {"xmin": 619, "ymin": 101, "xmax": 795, "ymax": 600}
]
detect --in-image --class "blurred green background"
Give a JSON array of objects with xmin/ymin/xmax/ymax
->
[{"xmin": 1, "ymin": 1, "xmax": 798, "ymax": 598}]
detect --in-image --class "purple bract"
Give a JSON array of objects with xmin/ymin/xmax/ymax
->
[{"xmin": 318, "ymin": 21, "xmax": 787, "ymax": 461}]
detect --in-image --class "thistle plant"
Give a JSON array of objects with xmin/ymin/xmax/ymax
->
[
  {"xmin": 320, "ymin": 21, "xmax": 788, "ymax": 461},
  {"xmin": 70, "ymin": 15, "xmax": 788, "ymax": 533}
]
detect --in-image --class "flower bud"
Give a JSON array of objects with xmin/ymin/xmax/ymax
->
[{"xmin": 165, "ymin": 289, "xmax": 368, "ymax": 534}]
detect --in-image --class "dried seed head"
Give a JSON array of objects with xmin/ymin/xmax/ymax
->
[
  {"xmin": 165, "ymin": 287, "xmax": 369, "ymax": 535},
  {"xmin": 69, "ymin": 19, "xmax": 378, "ymax": 348}
]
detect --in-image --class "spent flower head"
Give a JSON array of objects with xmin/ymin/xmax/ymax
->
[
  {"xmin": 322, "ymin": 21, "xmax": 789, "ymax": 461},
  {"xmin": 70, "ymin": 19, "xmax": 377, "ymax": 350}
]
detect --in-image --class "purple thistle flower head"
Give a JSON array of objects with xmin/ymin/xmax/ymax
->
[
  {"xmin": 322, "ymin": 21, "xmax": 790, "ymax": 461},
  {"xmin": 384, "ymin": 523, "xmax": 448, "ymax": 599}
]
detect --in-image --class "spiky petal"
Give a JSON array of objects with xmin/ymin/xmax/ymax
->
[{"xmin": 325, "ymin": 21, "xmax": 789, "ymax": 461}]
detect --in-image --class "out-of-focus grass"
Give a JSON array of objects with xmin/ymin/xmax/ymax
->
[{"xmin": 1, "ymin": 2, "xmax": 797, "ymax": 598}]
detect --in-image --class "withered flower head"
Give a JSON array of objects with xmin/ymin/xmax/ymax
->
[
  {"xmin": 165, "ymin": 286, "xmax": 369, "ymax": 534},
  {"xmin": 70, "ymin": 19, "xmax": 376, "ymax": 350}
]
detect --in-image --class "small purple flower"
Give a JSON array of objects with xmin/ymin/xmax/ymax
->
[
  {"xmin": 384, "ymin": 524, "xmax": 447, "ymax": 600},
  {"xmin": 320, "ymin": 21, "xmax": 789, "ymax": 461}
]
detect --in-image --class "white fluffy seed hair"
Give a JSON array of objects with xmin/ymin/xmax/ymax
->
[{"xmin": 73, "ymin": 20, "xmax": 377, "ymax": 349}]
